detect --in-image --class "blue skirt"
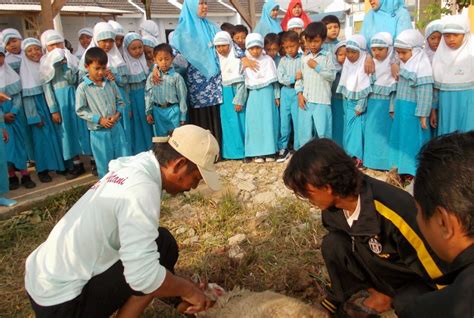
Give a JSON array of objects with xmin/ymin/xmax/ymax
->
[
  {"xmin": 4, "ymin": 96, "xmax": 28, "ymax": 170},
  {"xmin": 438, "ymin": 89, "xmax": 474, "ymax": 136},
  {"xmin": 331, "ymin": 95, "xmax": 344, "ymax": 147},
  {"xmin": 363, "ymin": 97, "xmax": 392, "ymax": 170},
  {"xmin": 389, "ymin": 99, "xmax": 431, "ymax": 176},
  {"xmin": 28, "ymin": 94, "xmax": 65, "ymax": 172},
  {"xmin": 221, "ymin": 85, "xmax": 245, "ymax": 159},
  {"xmin": 129, "ymin": 86, "xmax": 153, "ymax": 154},
  {"xmin": 245, "ymin": 85, "xmax": 279, "ymax": 157},
  {"xmin": 343, "ymin": 99, "xmax": 365, "ymax": 159},
  {"xmin": 0, "ymin": 131, "xmax": 8, "ymax": 194},
  {"xmin": 55, "ymin": 86, "xmax": 91, "ymax": 160}
]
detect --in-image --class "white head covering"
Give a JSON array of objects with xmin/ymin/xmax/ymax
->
[
  {"xmin": 108, "ymin": 20, "xmax": 125, "ymax": 37},
  {"xmin": 75, "ymin": 27, "xmax": 93, "ymax": 59},
  {"xmin": 0, "ymin": 42, "xmax": 21, "ymax": 96},
  {"xmin": 140, "ymin": 20, "xmax": 162, "ymax": 43},
  {"xmin": 370, "ymin": 32, "xmax": 397, "ymax": 95},
  {"xmin": 432, "ymin": 15, "xmax": 473, "ymax": 90},
  {"xmin": 395, "ymin": 29, "xmax": 433, "ymax": 86},
  {"xmin": 122, "ymin": 32, "xmax": 149, "ymax": 83},
  {"xmin": 287, "ymin": 18, "xmax": 305, "ymax": 31},
  {"xmin": 334, "ymin": 40, "xmax": 346, "ymax": 71},
  {"xmin": 213, "ymin": 31, "xmax": 243, "ymax": 86},
  {"xmin": 337, "ymin": 34, "xmax": 372, "ymax": 99},
  {"xmin": 20, "ymin": 38, "xmax": 43, "ymax": 95},
  {"xmin": 1, "ymin": 28, "xmax": 23, "ymax": 71},
  {"xmin": 244, "ymin": 33, "xmax": 277, "ymax": 88},
  {"xmin": 142, "ymin": 35, "xmax": 159, "ymax": 48},
  {"xmin": 80, "ymin": 22, "xmax": 127, "ymax": 73},
  {"xmin": 423, "ymin": 19, "xmax": 443, "ymax": 63},
  {"xmin": 39, "ymin": 29, "xmax": 79, "ymax": 84}
]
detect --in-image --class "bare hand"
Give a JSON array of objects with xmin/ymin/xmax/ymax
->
[
  {"xmin": 364, "ymin": 55, "xmax": 375, "ymax": 75},
  {"xmin": 389, "ymin": 112, "xmax": 394, "ymax": 119},
  {"xmin": 419, "ymin": 117, "xmax": 428, "ymax": 129},
  {"xmin": 307, "ymin": 59, "xmax": 317, "ymax": 69},
  {"xmin": 4, "ymin": 112, "xmax": 15, "ymax": 123},
  {"xmin": 430, "ymin": 109, "xmax": 438, "ymax": 128},
  {"xmin": 105, "ymin": 69, "xmax": 115, "ymax": 81},
  {"xmin": 355, "ymin": 110, "xmax": 363, "ymax": 116},
  {"xmin": 295, "ymin": 70, "xmax": 302, "ymax": 81},
  {"xmin": 100, "ymin": 117, "xmax": 115, "ymax": 129},
  {"xmin": 0, "ymin": 92, "xmax": 11, "ymax": 103},
  {"xmin": 275, "ymin": 99, "xmax": 280, "ymax": 107},
  {"xmin": 234, "ymin": 105, "xmax": 242, "ymax": 112},
  {"xmin": 52, "ymin": 112, "xmax": 62, "ymax": 124},
  {"xmin": 2, "ymin": 129, "xmax": 8, "ymax": 144},
  {"xmin": 36, "ymin": 121, "xmax": 45, "ymax": 128},
  {"xmin": 181, "ymin": 285, "xmax": 213, "ymax": 314},
  {"xmin": 298, "ymin": 93, "xmax": 306, "ymax": 109},
  {"xmin": 152, "ymin": 66, "xmax": 162, "ymax": 85},
  {"xmin": 111, "ymin": 111, "xmax": 121, "ymax": 123},
  {"xmin": 242, "ymin": 57, "xmax": 259, "ymax": 71},
  {"xmin": 391, "ymin": 63, "xmax": 400, "ymax": 81},
  {"xmin": 146, "ymin": 114, "xmax": 154, "ymax": 124}
]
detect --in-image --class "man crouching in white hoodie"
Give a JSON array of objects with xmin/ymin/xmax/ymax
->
[{"xmin": 25, "ymin": 125, "xmax": 221, "ymax": 318}]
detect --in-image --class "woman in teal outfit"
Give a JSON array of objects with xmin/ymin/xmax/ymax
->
[{"xmin": 254, "ymin": 0, "xmax": 282, "ymax": 37}]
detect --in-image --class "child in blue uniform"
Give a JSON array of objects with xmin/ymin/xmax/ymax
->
[
  {"xmin": 243, "ymin": 33, "xmax": 280, "ymax": 163},
  {"xmin": 322, "ymin": 15, "xmax": 341, "ymax": 58},
  {"xmin": 1, "ymin": 28, "xmax": 22, "ymax": 73},
  {"xmin": 364, "ymin": 32, "xmax": 397, "ymax": 171},
  {"xmin": 277, "ymin": 31, "xmax": 302, "ymax": 161},
  {"xmin": 122, "ymin": 32, "xmax": 153, "ymax": 154},
  {"xmin": 232, "ymin": 24, "xmax": 248, "ymax": 57},
  {"xmin": 21, "ymin": 38, "xmax": 65, "ymax": 182},
  {"xmin": 331, "ymin": 41, "xmax": 346, "ymax": 147},
  {"xmin": 296, "ymin": 22, "xmax": 336, "ymax": 149},
  {"xmin": 145, "ymin": 44, "xmax": 188, "ymax": 137},
  {"xmin": 337, "ymin": 34, "xmax": 372, "ymax": 166},
  {"xmin": 76, "ymin": 48, "xmax": 130, "ymax": 178},
  {"xmin": 0, "ymin": 92, "xmax": 17, "ymax": 206},
  {"xmin": 213, "ymin": 31, "xmax": 247, "ymax": 160},
  {"xmin": 40, "ymin": 29, "xmax": 90, "ymax": 179},
  {"xmin": 391, "ymin": 29, "xmax": 433, "ymax": 178}
]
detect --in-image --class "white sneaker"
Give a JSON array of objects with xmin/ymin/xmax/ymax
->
[
  {"xmin": 265, "ymin": 156, "xmax": 276, "ymax": 162},
  {"xmin": 254, "ymin": 157, "xmax": 265, "ymax": 163},
  {"xmin": 276, "ymin": 149, "xmax": 290, "ymax": 163}
]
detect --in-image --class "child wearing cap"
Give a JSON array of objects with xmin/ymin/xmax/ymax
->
[
  {"xmin": 337, "ymin": 34, "xmax": 372, "ymax": 166},
  {"xmin": 243, "ymin": 33, "xmax": 280, "ymax": 163},
  {"xmin": 76, "ymin": 47, "xmax": 130, "ymax": 178},
  {"xmin": 1, "ymin": 28, "xmax": 23, "ymax": 73},
  {"xmin": 295, "ymin": 22, "xmax": 336, "ymax": 149},
  {"xmin": 108, "ymin": 20, "xmax": 126, "ymax": 54},
  {"xmin": 145, "ymin": 44, "xmax": 187, "ymax": 138},
  {"xmin": 276, "ymin": 30, "xmax": 302, "ymax": 161},
  {"xmin": 213, "ymin": 31, "xmax": 247, "ymax": 160},
  {"xmin": 287, "ymin": 18, "xmax": 304, "ymax": 35}
]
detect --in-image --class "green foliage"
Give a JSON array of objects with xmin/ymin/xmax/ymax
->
[{"xmin": 416, "ymin": 2, "xmax": 451, "ymax": 29}]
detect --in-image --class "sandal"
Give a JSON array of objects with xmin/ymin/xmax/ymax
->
[{"xmin": 343, "ymin": 289, "xmax": 380, "ymax": 318}]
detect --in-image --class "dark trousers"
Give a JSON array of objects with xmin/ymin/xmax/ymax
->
[
  {"xmin": 29, "ymin": 227, "xmax": 179, "ymax": 318},
  {"xmin": 321, "ymin": 231, "xmax": 433, "ymax": 314}
]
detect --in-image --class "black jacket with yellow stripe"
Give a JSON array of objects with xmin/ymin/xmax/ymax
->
[{"xmin": 322, "ymin": 174, "xmax": 447, "ymax": 295}]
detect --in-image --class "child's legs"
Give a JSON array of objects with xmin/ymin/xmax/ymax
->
[
  {"xmin": 112, "ymin": 122, "xmax": 132, "ymax": 158},
  {"xmin": 297, "ymin": 106, "xmax": 315, "ymax": 149},
  {"xmin": 343, "ymin": 99, "xmax": 364, "ymax": 159},
  {"xmin": 118, "ymin": 87, "xmax": 133, "ymax": 146},
  {"xmin": 0, "ymin": 137, "xmax": 9, "ymax": 195},
  {"xmin": 311, "ymin": 103, "xmax": 332, "ymax": 139},
  {"xmin": 55, "ymin": 88, "xmax": 83, "ymax": 160},
  {"xmin": 90, "ymin": 129, "xmax": 114, "ymax": 178},
  {"xmin": 331, "ymin": 96, "xmax": 344, "ymax": 147},
  {"xmin": 289, "ymin": 94, "xmax": 299, "ymax": 149},
  {"xmin": 220, "ymin": 86, "xmax": 245, "ymax": 160},
  {"xmin": 130, "ymin": 88, "xmax": 153, "ymax": 154},
  {"xmin": 278, "ymin": 87, "xmax": 295, "ymax": 150},
  {"xmin": 152, "ymin": 105, "xmax": 180, "ymax": 137},
  {"xmin": 5, "ymin": 117, "xmax": 28, "ymax": 171}
]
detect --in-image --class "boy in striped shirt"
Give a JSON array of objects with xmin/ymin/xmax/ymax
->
[{"xmin": 145, "ymin": 43, "xmax": 188, "ymax": 137}]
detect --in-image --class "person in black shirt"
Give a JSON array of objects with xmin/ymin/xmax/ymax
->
[
  {"xmin": 400, "ymin": 131, "xmax": 474, "ymax": 318},
  {"xmin": 283, "ymin": 138, "xmax": 445, "ymax": 317}
]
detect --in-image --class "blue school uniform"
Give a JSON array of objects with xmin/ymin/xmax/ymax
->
[
  {"xmin": 331, "ymin": 71, "xmax": 344, "ymax": 147},
  {"xmin": 111, "ymin": 65, "xmax": 133, "ymax": 150},
  {"xmin": 145, "ymin": 67, "xmax": 187, "ymax": 137},
  {"xmin": 23, "ymin": 89, "xmax": 65, "ymax": 173},
  {"xmin": 221, "ymin": 83, "xmax": 247, "ymax": 160},
  {"xmin": 436, "ymin": 89, "xmax": 474, "ymax": 136},
  {"xmin": 0, "ymin": 109, "xmax": 8, "ymax": 195},
  {"xmin": 295, "ymin": 50, "xmax": 336, "ymax": 148},
  {"xmin": 341, "ymin": 98, "xmax": 366, "ymax": 159},
  {"xmin": 128, "ymin": 79, "xmax": 153, "ymax": 154},
  {"xmin": 76, "ymin": 77, "xmax": 131, "ymax": 178},
  {"xmin": 277, "ymin": 52, "xmax": 302, "ymax": 150},
  {"xmin": 44, "ymin": 63, "xmax": 91, "ymax": 160},
  {"xmin": 389, "ymin": 71, "xmax": 433, "ymax": 176}
]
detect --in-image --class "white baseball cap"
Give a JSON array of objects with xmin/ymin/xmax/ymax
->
[{"xmin": 153, "ymin": 125, "xmax": 221, "ymax": 191}]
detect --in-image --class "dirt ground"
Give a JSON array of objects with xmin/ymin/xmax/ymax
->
[{"xmin": 0, "ymin": 160, "xmax": 396, "ymax": 317}]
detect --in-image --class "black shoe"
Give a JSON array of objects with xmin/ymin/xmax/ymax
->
[
  {"xmin": 56, "ymin": 170, "xmax": 67, "ymax": 176},
  {"xmin": 21, "ymin": 175, "xmax": 36, "ymax": 189},
  {"xmin": 76, "ymin": 163, "xmax": 86, "ymax": 175},
  {"xmin": 38, "ymin": 171, "xmax": 53, "ymax": 183},
  {"xmin": 9, "ymin": 175, "xmax": 20, "ymax": 190},
  {"xmin": 91, "ymin": 164, "xmax": 98, "ymax": 176},
  {"xmin": 276, "ymin": 149, "xmax": 290, "ymax": 163},
  {"xmin": 65, "ymin": 163, "xmax": 86, "ymax": 180}
]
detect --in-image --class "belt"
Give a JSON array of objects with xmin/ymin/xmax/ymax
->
[
  {"xmin": 285, "ymin": 84, "xmax": 295, "ymax": 88},
  {"xmin": 155, "ymin": 102, "xmax": 171, "ymax": 108}
]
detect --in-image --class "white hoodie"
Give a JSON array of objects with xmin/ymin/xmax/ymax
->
[{"xmin": 25, "ymin": 151, "xmax": 166, "ymax": 306}]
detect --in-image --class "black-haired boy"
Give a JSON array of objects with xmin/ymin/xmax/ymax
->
[
  {"xmin": 321, "ymin": 15, "xmax": 341, "ymax": 56},
  {"xmin": 400, "ymin": 132, "xmax": 474, "ymax": 318},
  {"xmin": 232, "ymin": 24, "xmax": 248, "ymax": 55},
  {"xmin": 283, "ymin": 138, "xmax": 445, "ymax": 317}
]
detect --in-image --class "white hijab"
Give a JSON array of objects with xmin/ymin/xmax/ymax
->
[
  {"xmin": 395, "ymin": 29, "xmax": 433, "ymax": 86},
  {"xmin": 20, "ymin": 38, "xmax": 43, "ymax": 95},
  {"xmin": 423, "ymin": 19, "xmax": 442, "ymax": 63},
  {"xmin": 213, "ymin": 31, "xmax": 243, "ymax": 86},
  {"xmin": 370, "ymin": 32, "xmax": 397, "ymax": 95},
  {"xmin": 108, "ymin": 20, "xmax": 125, "ymax": 37},
  {"xmin": 39, "ymin": 30, "xmax": 79, "ymax": 84},
  {"xmin": 337, "ymin": 34, "xmax": 372, "ymax": 99},
  {"xmin": 122, "ymin": 32, "xmax": 149, "ymax": 83},
  {"xmin": 75, "ymin": 27, "xmax": 93, "ymax": 59},
  {"xmin": 1, "ymin": 28, "xmax": 22, "ymax": 70},
  {"xmin": 432, "ymin": 15, "xmax": 473, "ymax": 90},
  {"xmin": 334, "ymin": 41, "xmax": 346, "ymax": 72},
  {"xmin": 244, "ymin": 33, "xmax": 277, "ymax": 88},
  {"xmin": 140, "ymin": 20, "xmax": 163, "ymax": 44},
  {"xmin": 0, "ymin": 43, "xmax": 21, "ymax": 95}
]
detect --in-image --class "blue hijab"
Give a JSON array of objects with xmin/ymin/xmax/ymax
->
[
  {"xmin": 361, "ymin": 0, "xmax": 412, "ymax": 49},
  {"xmin": 171, "ymin": 0, "xmax": 219, "ymax": 79},
  {"xmin": 254, "ymin": 0, "xmax": 282, "ymax": 37}
]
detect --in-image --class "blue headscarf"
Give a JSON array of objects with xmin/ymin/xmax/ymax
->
[
  {"xmin": 361, "ymin": 0, "xmax": 412, "ymax": 49},
  {"xmin": 171, "ymin": 0, "xmax": 219, "ymax": 79},
  {"xmin": 254, "ymin": 0, "xmax": 282, "ymax": 37}
]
